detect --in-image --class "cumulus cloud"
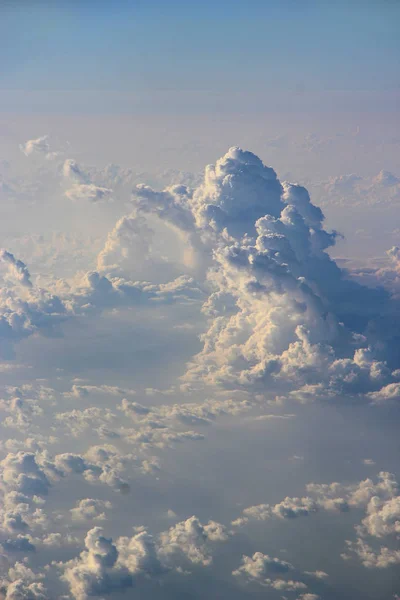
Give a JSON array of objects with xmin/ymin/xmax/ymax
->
[
  {"xmin": 232, "ymin": 495, "xmax": 318, "ymax": 527},
  {"xmin": 0, "ymin": 251, "xmax": 33, "ymax": 289},
  {"xmin": 59, "ymin": 517, "xmax": 228, "ymax": 599},
  {"xmin": 96, "ymin": 214, "xmax": 154, "ymax": 276},
  {"xmin": 343, "ymin": 538, "xmax": 400, "ymax": 569},
  {"xmin": 232, "ymin": 551, "xmax": 294, "ymax": 579},
  {"xmin": 233, "ymin": 553, "xmax": 309, "ymax": 592},
  {"xmin": 60, "ymin": 527, "xmax": 132, "ymax": 599},
  {"xmin": 0, "ymin": 567, "xmax": 47, "ymax": 600},
  {"xmin": 158, "ymin": 516, "xmax": 229, "ymax": 567},
  {"xmin": 20, "ymin": 137, "xmax": 50, "ymax": 158},
  {"xmin": 95, "ymin": 146, "xmax": 399, "ymax": 404},
  {"xmin": 151, "ymin": 148, "xmax": 396, "ymax": 404},
  {"xmin": 0, "ymin": 251, "xmax": 68, "ymax": 358},
  {"xmin": 234, "ymin": 470, "xmax": 400, "ymax": 573}
]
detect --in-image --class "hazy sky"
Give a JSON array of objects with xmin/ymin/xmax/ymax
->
[{"xmin": 0, "ymin": 2, "xmax": 400, "ymax": 600}]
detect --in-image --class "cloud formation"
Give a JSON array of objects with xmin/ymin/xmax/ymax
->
[
  {"xmin": 131, "ymin": 147, "xmax": 398, "ymax": 405},
  {"xmin": 1, "ymin": 139, "xmax": 399, "ymax": 598}
]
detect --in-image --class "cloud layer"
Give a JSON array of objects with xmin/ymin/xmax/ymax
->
[{"xmin": 0, "ymin": 138, "xmax": 398, "ymax": 598}]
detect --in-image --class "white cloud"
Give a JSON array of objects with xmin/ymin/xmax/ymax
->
[
  {"xmin": 20, "ymin": 136, "xmax": 50, "ymax": 157},
  {"xmin": 158, "ymin": 516, "xmax": 229, "ymax": 567}
]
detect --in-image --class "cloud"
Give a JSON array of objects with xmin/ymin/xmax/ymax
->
[
  {"xmin": 188, "ymin": 146, "xmax": 283, "ymax": 238},
  {"xmin": 232, "ymin": 552, "xmax": 294, "ymax": 579},
  {"xmin": 60, "ymin": 519, "xmax": 226, "ymax": 599},
  {"xmin": 0, "ymin": 452, "xmax": 52, "ymax": 498},
  {"xmin": 96, "ymin": 214, "xmax": 154, "ymax": 276},
  {"xmin": 20, "ymin": 137, "xmax": 50, "ymax": 158},
  {"xmin": 235, "ymin": 470, "xmax": 400, "ymax": 572},
  {"xmin": 158, "ymin": 516, "xmax": 229, "ymax": 567},
  {"xmin": 159, "ymin": 148, "xmax": 398, "ymax": 403},
  {"xmin": 64, "ymin": 184, "xmax": 113, "ymax": 203},
  {"xmin": 232, "ymin": 495, "xmax": 319, "ymax": 527},
  {"xmin": 0, "ymin": 251, "xmax": 67, "ymax": 358},
  {"xmin": 62, "ymin": 160, "xmax": 88, "ymax": 183},
  {"xmin": 7, "ymin": 145, "xmax": 399, "ymax": 405},
  {"xmin": 343, "ymin": 538, "xmax": 400, "ymax": 569},
  {"xmin": 60, "ymin": 527, "xmax": 132, "ymax": 600},
  {"xmin": 0, "ymin": 251, "xmax": 33, "ymax": 289},
  {"xmin": 1, "ymin": 139, "xmax": 400, "ymax": 599},
  {"xmin": 233, "ymin": 553, "xmax": 309, "ymax": 592}
]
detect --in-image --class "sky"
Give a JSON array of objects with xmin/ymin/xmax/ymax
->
[
  {"xmin": 0, "ymin": 2, "xmax": 400, "ymax": 600},
  {"xmin": 1, "ymin": 0, "xmax": 400, "ymax": 109}
]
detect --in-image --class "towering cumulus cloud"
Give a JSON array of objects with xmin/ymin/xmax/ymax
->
[{"xmin": 133, "ymin": 147, "xmax": 397, "ymax": 403}]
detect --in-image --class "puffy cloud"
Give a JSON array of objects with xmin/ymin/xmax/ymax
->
[
  {"xmin": 20, "ymin": 137, "xmax": 50, "ymax": 158},
  {"xmin": 96, "ymin": 214, "xmax": 155, "ymax": 276},
  {"xmin": 0, "ymin": 252, "xmax": 32, "ymax": 289},
  {"xmin": 232, "ymin": 552, "xmax": 294, "ymax": 579},
  {"xmin": 134, "ymin": 184, "xmax": 196, "ymax": 234},
  {"xmin": 115, "ymin": 529, "xmax": 164, "ymax": 577},
  {"xmin": 272, "ymin": 496, "xmax": 319, "ymax": 519},
  {"xmin": 343, "ymin": 538, "xmax": 400, "ymax": 569},
  {"xmin": 0, "ymin": 251, "xmax": 67, "ymax": 358},
  {"xmin": 305, "ymin": 470, "xmax": 398, "ymax": 513},
  {"xmin": 59, "ymin": 515, "xmax": 230, "ymax": 599},
  {"xmin": 158, "ymin": 516, "xmax": 229, "ymax": 567},
  {"xmin": 151, "ymin": 148, "xmax": 396, "ymax": 403},
  {"xmin": 0, "ymin": 562, "xmax": 46, "ymax": 599},
  {"xmin": 60, "ymin": 526, "xmax": 165, "ymax": 599},
  {"xmin": 0, "ymin": 233, "xmax": 204, "ymax": 358},
  {"xmin": 54, "ymin": 447, "xmax": 131, "ymax": 493},
  {"xmin": 233, "ymin": 552, "xmax": 309, "ymax": 592},
  {"xmin": 61, "ymin": 527, "xmax": 132, "ymax": 600},
  {"xmin": 361, "ymin": 496, "xmax": 400, "ymax": 538},
  {"xmin": 237, "ymin": 471, "xmax": 399, "ymax": 529},
  {"xmin": 232, "ymin": 495, "xmax": 318, "ymax": 527},
  {"xmin": 188, "ymin": 146, "xmax": 283, "ymax": 238},
  {"xmin": 235, "ymin": 470, "xmax": 400, "ymax": 573},
  {"xmin": 0, "ymin": 452, "xmax": 52, "ymax": 498},
  {"xmin": 0, "ymin": 396, "xmax": 42, "ymax": 432},
  {"xmin": 70, "ymin": 270, "xmax": 203, "ymax": 313}
]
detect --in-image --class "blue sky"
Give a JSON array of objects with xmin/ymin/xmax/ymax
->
[{"xmin": 2, "ymin": 0, "xmax": 400, "ymax": 94}]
